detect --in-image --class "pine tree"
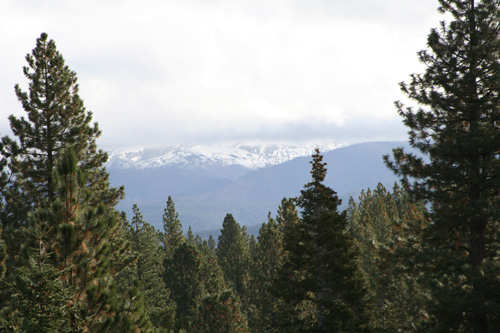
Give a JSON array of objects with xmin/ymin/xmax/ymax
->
[
  {"xmin": 192, "ymin": 290, "xmax": 250, "ymax": 333},
  {"xmin": 187, "ymin": 226, "xmax": 196, "ymax": 246},
  {"xmin": 0, "ymin": 144, "xmax": 7, "ymax": 283},
  {"xmin": 164, "ymin": 242, "xmax": 205, "ymax": 331},
  {"xmin": 275, "ymin": 149, "xmax": 371, "ymax": 332},
  {"xmin": 1, "ymin": 33, "xmax": 148, "ymax": 331},
  {"xmin": 207, "ymin": 234, "xmax": 216, "ymax": 252},
  {"xmin": 198, "ymin": 238, "xmax": 226, "ymax": 297},
  {"xmin": 1, "ymin": 32, "xmax": 122, "ymax": 289},
  {"xmin": 248, "ymin": 213, "xmax": 284, "ymax": 331},
  {"xmin": 121, "ymin": 204, "xmax": 176, "ymax": 330},
  {"xmin": 49, "ymin": 148, "xmax": 148, "ymax": 331},
  {"xmin": 0, "ymin": 135, "xmax": 14, "ymax": 194},
  {"xmin": 9, "ymin": 33, "xmax": 121, "ymax": 206},
  {"xmin": 216, "ymin": 214, "xmax": 251, "ymax": 303},
  {"xmin": 276, "ymin": 197, "xmax": 300, "ymax": 230},
  {"xmin": 0, "ymin": 142, "xmax": 8, "ymax": 284},
  {"xmin": 10, "ymin": 220, "xmax": 73, "ymax": 332},
  {"xmin": 347, "ymin": 183, "xmax": 428, "ymax": 331},
  {"xmin": 162, "ymin": 196, "xmax": 184, "ymax": 259},
  {"xmin": 385, "ymin": 1, "xmax": 500, "ymax": 330},
  {"xmin": 0, "ymin": 229, "xmax": 5, "ymax": 284}
]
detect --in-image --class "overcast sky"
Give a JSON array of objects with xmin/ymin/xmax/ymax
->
[{"xmin": 0, "ymin": 0, "xmax": 443, "ymax": 148}]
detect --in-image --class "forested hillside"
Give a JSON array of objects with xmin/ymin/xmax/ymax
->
[
  {"xmin": 109, "ymin": 141, "xmax": 412, "ymax": 232},
  {"xmin": 2, "ymin": 0, "xmax": 500, "ymax": 331}
]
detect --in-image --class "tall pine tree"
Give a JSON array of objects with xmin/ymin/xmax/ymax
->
[
  {"xmin": 216, "ymin": 214, "xmax": 251, "ymax": 302},
  {"xmin": 192, "ymin": 290, "xmax": 250, "ymax": 333},
  {"xmin": 385, "ymin": 1, "xmax": 500, "ymax": 331},
  {"xmin": 164, "ymin": 242, "xmax": 205, "ymax": 332},
  {"xmin": 347, "ymin": 183, "xmax": 429, "ymax": 331},
  {"xmin": 163, "ymin": 196, "xmax": 184, "ymax": 259},
  {"xmin": 1, "ymin": 33, "xmax": 148, "ymax": 331},
  {"xmin": 248, "ymin": 213, "xmax": 284, "ymax": 331},
  {"xmin": 275, "ymin": 149, "xmax": 371, "ymax": 332},
  {"xmin": 9, "ymin": 33, "xmax": 120, "ymax": 206},
  {"xmin": 120, "ymin": 204, "xmax": 176, "ymax": 330}
]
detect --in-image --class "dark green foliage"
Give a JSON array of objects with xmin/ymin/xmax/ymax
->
[
  {"xmin": 248, "ymin": 213, "xmax": 284, "ymax": 331},
  {"xmin": 216, "ymin": 213, "xmax": 252, "ymax": 321},
  {"xmin": 164, "ymin": 242, "xmax": 205, "ymax": 331},
  {"xmin": 348, "ymin": 183, "xmax": 429, "ymax": 331},
  {"xmin": 192, "ymin": 290, "xmax": 249, "ymax": 333},
  {"xmin": 0, "ymin": 228, "xmax": 6, "ymax": 283},
  {"xmin": 208, "ymin": 234, "xmax": 216, "ymax": 251},
  {"xmin": 120, "ymin": 205, "xmax": 176, "ymax": 330},
  {"xmin": 217, "ymin": 214, "xmax": 251, "ymax": 297},
  {"xmin": 11, "ymin": 22, "xmax": 500, "ymax": 331},
  {"xmin": 198, "ymin": 239, "xmax": 226, "ymax": 297},
  {"xmin": 163, "ymin": 196, "xmax": 184, "ymax": 259},
  {"xmin": 276, "ymin": 197, "xmax": 300, "ymax": 229},
  {"xmin": 0, "ymin": 33, "xmax": 148, "ymax": 331},
  {"xmin": 0, "ymin": 134, "xmax": 15, "ymax": 195},
  {"xmin": 275, "ymin": 149, "xmax": 370, "ymax": 332},
  {"xmin": 10, "ymin": 221, "xmax": 73, "ymax": 332},
  {"xmin": 162, "ymin": 197, "xmax": 227, "ymax": 331},
  {"xmin": 9, "ymin": 33, "xmax": 121, "ymax": 205},
  {"xmin": 108, "ymin": 278, "xmax": 154, "ymax": 333},
  {"xmin": 42, "ymin": 148, "xmax": 144, "ymax": 331},
  {"xmin": 187, "ymin": 226, "xmax": 196, "ymax": 246},
  {"xmin": 385, "ymin": 1, "xmax": 500, "ymax": 331}
]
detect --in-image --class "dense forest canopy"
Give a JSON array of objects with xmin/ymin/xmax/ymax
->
[{"xmin": 1, "ymin": 0, "xmax": 500, "ymax": 331}]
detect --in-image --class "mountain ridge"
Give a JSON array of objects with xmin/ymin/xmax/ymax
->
[
  {"xmin": 107, "ymin": 141, "xmax": 410, "ymax": 232},
  {"xmin": 106, "ymin": 140, "xmax": 349, "ymax": 171}
]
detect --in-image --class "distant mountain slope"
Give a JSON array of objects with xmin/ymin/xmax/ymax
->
[
  {"xmin": 108, "ymin": 141, "xmax": 410, "ymax": 232},
  {"xmin": 106, "ymin": 141, "xmax": 345, "ymax": 171}
]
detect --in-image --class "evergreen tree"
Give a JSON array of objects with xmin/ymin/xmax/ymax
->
[
  {"xmin": 8, "ymin": 33, "xmax": 121, "ymax": 206},
  {"xmin": 347, "ymin": 183, "xmax": 428, "ymax": 331},
  {"xmin": 0, "ymin": 228, "xmax": 6, "ymax": 284},
  {"xmin": 162, "ymin": 196, "xmax": 184, "ymax": 259},
  {"xmin": 0, "ymin": 134, "xmax": 15, "ymax": 194},
  {"xmin": 192, "ymin": 290, "xmax": 250, "ymax": 333},
  {"xmin": 248, "ymin": 213, "xmax": 284, "ymax": 331},
  {"xmin": 207, "ymin": 234, "xmax": 216, "ymax": 252},
  {"xmin": 10, "ymin": 220, "xmax": 73, "ymax": 332},
  {"xmin": 121, "ymin": 204, "xmax": 176, "ymax": 330},
  {"xmin": 275, "ymin": 149, "xmax": 370, "ymax": 332},
  {"xmin": 0, "ymin": 229, "xmax": 5, "ymax": 328},
  {"xmin": 50, "ymin": 148, "xmax": 147, "ymax": 331},
  {"xmin": 164, "ymin": 242, "xmax": 205, "ymax": 331},
  {"xmin": 108, "ymin": 278, "xmax": 152, "ymax": 332},
  {"xmin": 1, "ymin": 33, "xmax": 148, "ymax": 331},
  {"xmin": 385, "ymin": 1, "xmax": 500, "ymax": 330},
  {"xmin": 0, "ymin": 147, "xmax": 7, "ymax": 286},
  {"xmin": 276, "ymin": 197, "xmax": 300, "ymax": 230},
  {"xmin": 198, "ymin": 238, "xmax": 226, "ymax": 297},
  {"xmin": 216, "ymin": 214, "xmax": 251, "ymax": 303},
  {"xmin": 187, "ymin": 226, "xmax": 196, "ymax": 246},
  {"xmin": 268, "ymin": 197, "xmax": 301, "ymax": 331}
]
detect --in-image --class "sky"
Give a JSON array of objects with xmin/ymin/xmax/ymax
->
[{"xmin": 0, "ymin": 0, "xmax": 443, "ymax": 149}]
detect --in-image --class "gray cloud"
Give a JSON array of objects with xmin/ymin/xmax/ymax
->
[{"xmin": 1, "ymin": 0, "xmax": 441, "ymax": 148}]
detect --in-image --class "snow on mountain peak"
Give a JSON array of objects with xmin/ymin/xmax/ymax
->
[{"xmin": 105, "ymin": 141, "xmax": 348, "ymax": 170}]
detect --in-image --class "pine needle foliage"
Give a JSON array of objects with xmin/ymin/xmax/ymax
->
[
  {"xmin": 348, "ymin": 183, "xmax": 429, "ymax": 331},
  {"xmin": 192, "ymin": 290, "xmax": 249, "ymax": 333},
  {"xmin": 385, "ymin": 1, "xmax": 500, "ymax": 331},
  {"xmin": 275, "ymin": 149, "xmax": 371, "ymax": 332},
  {"xmin": 0, "ymin": 33, "xmax": 149, "ymax": 331},
  {"xmin": 163, "ymin": 196, "xmax": 184, "ymax": 259}
]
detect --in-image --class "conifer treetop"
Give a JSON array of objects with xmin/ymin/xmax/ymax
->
[{"xmin": 297, "ymin": 148, "xmax": 341, "ymax": 219}]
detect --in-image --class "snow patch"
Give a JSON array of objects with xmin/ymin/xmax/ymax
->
[{"xmin": 105, "ymin": 141, "xmax": 349, "ymax": 170}]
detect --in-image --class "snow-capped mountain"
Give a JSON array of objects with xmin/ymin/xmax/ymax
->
[
  {"xmin": 107, "ymin": 141, "xmax": 407, "ymax": 233},
  {"xmin": 105, "ymin": 141, "xmax": 349, "ymax": 170}
]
